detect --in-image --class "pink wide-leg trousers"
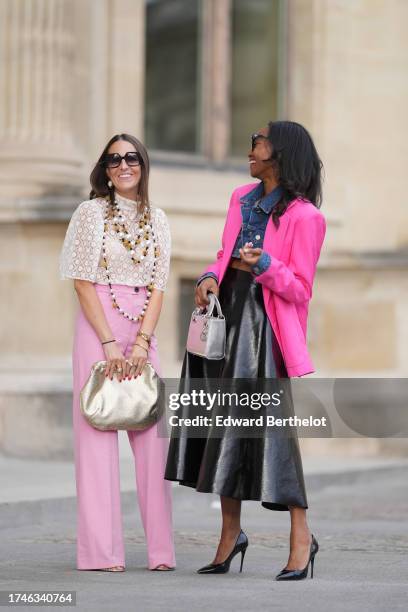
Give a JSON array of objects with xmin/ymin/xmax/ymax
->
[{"xmin": 72, "ymin": 283, "xmax": 175, "ymax": 570}]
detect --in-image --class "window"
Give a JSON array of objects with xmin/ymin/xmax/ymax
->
[
  {"xmin": 145, "ymin": 0, "xmax": 201, "ymax": 153},
  {"xmin": 230, "ymin": 0, "xmax": 281, "ymax": 156},
  {"xmin": 144, "ymin": 0, "xmax": 284, "ymax": 161}
]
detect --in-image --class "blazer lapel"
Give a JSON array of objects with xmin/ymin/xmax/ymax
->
[
  {"xmin": 263, "ymin": 198, "xmax": 298, "ymax": 257},
  {"xmin": 218, "ymin": 194, "xmax": 244, "ymax": 281},
  {"xmin": 224, "ymin": 201, "xmax": 242, "ymax": 255}
]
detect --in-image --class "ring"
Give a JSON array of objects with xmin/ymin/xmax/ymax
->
[
  {"xmin": 126, "ymin": 360, "xmax": 134, "ymax": 367},
  {"xmin": 115, "ymin": 367, "xmax": 123, "ymax": 373}
]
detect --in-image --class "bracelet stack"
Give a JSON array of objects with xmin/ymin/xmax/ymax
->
[
  {"xmin": 133, "ymin": 330, "xmax": 151, "ymax": 353},
  {"xmin": 137, "ymin": 331, "xmax": 151, "ymax": 346}
]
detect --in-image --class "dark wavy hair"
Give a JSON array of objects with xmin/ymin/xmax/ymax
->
[
  {"xmin": 265, "ymin": 121, "xmax": 323, "ymax": 228},
  {"xmin": 89, "ymin": 133, "xmax": 150, "ymax": 214}
]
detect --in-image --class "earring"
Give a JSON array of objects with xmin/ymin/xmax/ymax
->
[{"xmin": 107, "ymin": 180, "xmax": 113, "ymax": 188}]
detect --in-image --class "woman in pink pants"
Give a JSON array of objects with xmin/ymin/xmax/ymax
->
[{"xmin": 60, "ymin": 133, "xmax": 175, "ymax": 572}]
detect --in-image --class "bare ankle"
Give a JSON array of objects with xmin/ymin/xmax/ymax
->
[{"xmin": 221, "ymin": 526, "xmax": 241, "ymax": 539}]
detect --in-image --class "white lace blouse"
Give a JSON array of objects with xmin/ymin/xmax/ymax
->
[{"xmin": 60, "ymin": 194, "xmax": 171, "ymax": 291}]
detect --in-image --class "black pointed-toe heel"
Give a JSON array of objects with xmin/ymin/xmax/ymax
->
[
  {"xmin": 275, "ymin": 534, "xmax": 319, "ymax": 581},
  {"xmin": 197, "ymin": 530, "xmax": 249, "ymax": 574}
]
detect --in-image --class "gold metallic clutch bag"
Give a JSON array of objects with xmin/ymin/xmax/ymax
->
[{"xmin": 80, "ymin": 361, "xmax": 164, "ymax": 431}]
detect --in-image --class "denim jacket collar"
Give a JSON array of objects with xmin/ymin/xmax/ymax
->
[{"xmin": 240, "ymin": 182, "xmax": 283, "ymax": 214}]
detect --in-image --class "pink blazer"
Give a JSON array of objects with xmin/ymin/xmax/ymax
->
[{"xmin": 202, "ymin": 183, "xmax": 327, "ymax": 377}]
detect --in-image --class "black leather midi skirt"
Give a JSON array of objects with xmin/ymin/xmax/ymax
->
[{"xmin": 165, "ymin": 267, "xmax": 308, "ymax": 511}]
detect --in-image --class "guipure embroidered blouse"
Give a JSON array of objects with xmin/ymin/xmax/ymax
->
[{"xmin": 60, "ymin": 194, "xmax": 171, "ymax": 291}]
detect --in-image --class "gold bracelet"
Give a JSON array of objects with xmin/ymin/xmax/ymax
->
[
  {"xmin": 134, "ymin": 341, "xmax": 148, "ymax": 352},
  {"xmin": 137, "ymin": 331, "xmax": 151, "ymax": 345},
  {"xmin": 133, "ymin": 336, "xmax": 149, "ymax": 348}
]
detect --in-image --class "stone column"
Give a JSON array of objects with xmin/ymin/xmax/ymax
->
[
  {"xmin": 0, "ymin": 0, "xmax": 84, "ymax": 205},
  {"xmin": 0, "ymin": 0, "xmax": 88, "ymax": 458}
]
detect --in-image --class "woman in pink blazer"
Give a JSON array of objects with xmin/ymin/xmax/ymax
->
[{"xmin": 165, "ymin": 121, "xmax": 326, "ymax": 580}]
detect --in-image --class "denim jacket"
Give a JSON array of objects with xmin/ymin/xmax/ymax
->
[{"xmin": 197, "ymin": 183, "xmax": 283, "ymax": 286}]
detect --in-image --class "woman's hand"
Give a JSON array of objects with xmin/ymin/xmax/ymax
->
[
  {"xmin": 195, "ymin": 277, "xmax": 219, "ymax": 308},
  {"xmin": 239, "ymin": 242, "xmax": 262, "ymax": 266},
  {"xmin": 103, "ymin": 341, "xmax": 127, "ymax": 381},
  {"xmin": 127, "ymin": 340, "xmax": 149, "ymax": 379}
]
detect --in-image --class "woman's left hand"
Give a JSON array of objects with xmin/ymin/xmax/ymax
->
[
  {"xmin": 127, "ymin": 341, "xmax": 149, "ymax": 379},
  {"xmin": 239, "ymin": 242, "xmax": 262, "ymax": 266}
]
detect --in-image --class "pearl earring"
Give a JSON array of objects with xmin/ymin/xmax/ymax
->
[{"xmin": 107, "ymin": 180, "xmax": 113, "ymax": 188}]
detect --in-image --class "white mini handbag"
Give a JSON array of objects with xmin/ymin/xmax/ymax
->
[{"xmin": 186, "ymin": 293, "xmax": 226, "ymax": 360}]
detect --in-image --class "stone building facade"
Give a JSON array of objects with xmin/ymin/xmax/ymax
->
[{"xmin": 1, "ymin": 0, "xmax": 407, "ymax": 458}]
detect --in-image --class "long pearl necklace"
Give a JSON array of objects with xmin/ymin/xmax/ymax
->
[{"xmin": 102, "ymin": 196, "xmax": 159, "ymax": 322}]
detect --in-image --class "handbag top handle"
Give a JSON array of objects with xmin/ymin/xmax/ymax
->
[{"xmin": 202, "ymin": 292, "xmax": 224, "ymax": 319}]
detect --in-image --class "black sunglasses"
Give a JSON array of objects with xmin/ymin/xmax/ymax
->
[
  {"xmin": 103, "ymin": 152, "xmax": 142, "ymax": 168},
  {"xmin": 251, "ymin": 132, "xmax": 269, "ymax": 150}
]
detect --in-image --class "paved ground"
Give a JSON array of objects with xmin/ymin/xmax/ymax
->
[{"xmin": 1, "ymin": 456, "xmax": 407, "ymax": 612}]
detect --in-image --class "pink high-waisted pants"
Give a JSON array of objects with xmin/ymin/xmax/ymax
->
[{"xmin": 72, "ymin": 283, "xmax": 175, "ymax": 570}]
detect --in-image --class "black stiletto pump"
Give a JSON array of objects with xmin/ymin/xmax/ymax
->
[
  {"xmin": 275, "ymin": 534, "xmax": 319, "ymax": 581},
  {"xmin": 197, "ymin": 530, "xmax": 249, "ymax": 574}
]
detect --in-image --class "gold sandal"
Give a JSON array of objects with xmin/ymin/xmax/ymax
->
[{"xmin": 99, "ymin": 566, "xmax": 125, "ymax": 572}]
